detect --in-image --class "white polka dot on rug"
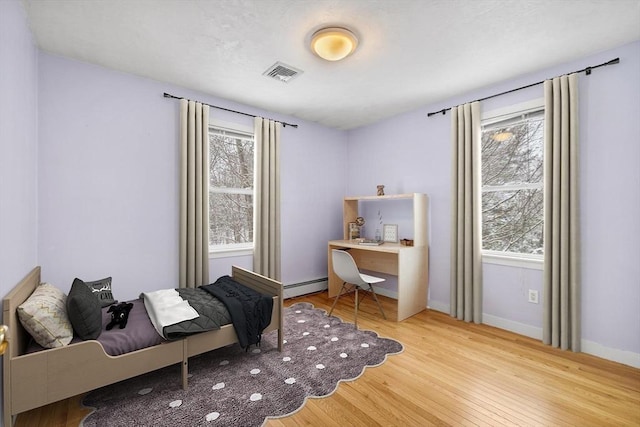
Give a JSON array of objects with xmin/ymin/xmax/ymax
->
[
  {"xmin": 205, "ymin": 412, "xmax": 220, "ymax": 421},
  {"xmin": 340, "ymin": 353, "xmax": 348, "ymax": 358},
  {"xmin": 212, "ymin": 382, "xmax": 225, "ymax": 390},
  {"xmin": 307, "ymin": 346, "xmax": 316, "ymax": 351},
  {"xmin": 250, "ymin": 393, "xmax": 262, "ymax": 401},
  {"xmin": 331, "ymin": 337, "xmax": 339, "ymax": 342},
  {"xmin": 295, "ymin": 310, "xmax": 302, "ymax": 313},
  {"xmin": 187, "ymin": 373, "xmax": 193, "ymax": 378},
  {"xmin": 138, "ymin": 388, "xmax": 152, "ymax": 395},
  {"xmin": 323, "ymin": 324, "xmax": 330, "ymax": 328},
  {"xmin": 282, "ymin": 356, "xmax": 291, "ymax": 362},
  {"xmin": 297, "ymin": 319, "xmax": 306, "ymax": 323},
  {"xmin": 250, "ymin": 368, "xmax": 261, "ymax": 375},
  {"xmin": 252, "ymin": 348, "xmax": 261, "ymax": 354},
  {"xmin": 361, "ymin": 343, "xmax": 370, "ymax": 348},
  {"xmin": 219, "ymin": 360, "xmax": 229, "ymax": 366},
  {"xmin": 302, "ymin": 332, "xmax": 310, "ymax": 336},
  {"xmin": 284, "ymin": 377, "xmax": 296, "ymax": 384},
  {"xmin": 316, "ymin": 364, "xmax": 325, "ymax": 369},
  {"xmin": 283, "ymin": 339, "xmax": 287, "ymax": 344},
  {"xmin": 169, "ymin": 400, "xmax": 182, "ymax": 408}
]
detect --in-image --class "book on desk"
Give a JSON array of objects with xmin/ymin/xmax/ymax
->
[{"xmin": 358, "ymin": 239, "xmax": 383, "ymax": 246}]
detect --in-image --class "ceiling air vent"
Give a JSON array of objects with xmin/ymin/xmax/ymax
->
[{"xmin": 263, "ymin": 62, "xmax": 303, "ymax": 83}]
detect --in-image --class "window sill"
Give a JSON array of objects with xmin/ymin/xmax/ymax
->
[
  {"xmin": 209, "ymin": 247, "xmax": 254, "ymax": 259},
  {"xmin": 482, "ymin": 251, "xmax": 543, "ymax": 270}
]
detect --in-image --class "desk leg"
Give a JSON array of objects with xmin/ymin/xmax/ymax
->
[
  {"xmin": 397, "ymin": 247, "xmax": 428, "ymax": 321},
  {"xmin": 327, "ymin": 245, "xmax": 341, "ymax": 298}
]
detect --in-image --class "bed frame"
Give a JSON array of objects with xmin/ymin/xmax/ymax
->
[{"xmin": 2, "ymin": 266, "xmax": 283, "ymax": 426}]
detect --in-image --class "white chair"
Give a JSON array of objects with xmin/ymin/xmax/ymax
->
[{"xmin": 329, "ymin": 249, "xmax": 387, "ymax": 327}]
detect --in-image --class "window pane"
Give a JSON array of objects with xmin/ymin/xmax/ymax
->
[
  {"xmin": 482, "ymin": 189, "xmax": 543, "ymax": 255},
  {"xmin": 209, "ymin": 129, "xmax": 254, "ymax": 248},
  {"xmin": 209, "ymin": 193, "xmax": 253, "ymax": 245},
  {"xmin": 210, "ymin": 134, "xmax": 253, "ymax": 189},
  {"xmin": 482, "ymin": 118, "xmax": 543, "ymax": 186}
]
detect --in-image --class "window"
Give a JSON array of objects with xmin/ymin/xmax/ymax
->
[
  {"xmin": 481, "ymin": 102, "xmax": 544, "ymax": 262},
  {"xmin": 209, "ymin": 122, "xmax": 255, "ymax": 254}
]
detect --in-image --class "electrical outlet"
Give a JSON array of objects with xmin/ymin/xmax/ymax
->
[{"xmin": 528, "ymin": 289, "xmax": 539, "ymax": 304}]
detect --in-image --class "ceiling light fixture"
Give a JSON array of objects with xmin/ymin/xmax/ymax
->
[{"xmin": 310, "ymin": 27, "xmax": 358, "ymax": 61}]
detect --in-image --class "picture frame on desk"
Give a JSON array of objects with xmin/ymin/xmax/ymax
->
[{"xmin": 383, "ymin": 224, "xmax": 398, "ymax": 242}]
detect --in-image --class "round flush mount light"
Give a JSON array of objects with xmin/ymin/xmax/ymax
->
[{"xmin": 310, "ymin": 27, "xmax": 358, "ymax": 61}]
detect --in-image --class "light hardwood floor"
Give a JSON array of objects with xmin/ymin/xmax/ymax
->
[{"xmin": 15, "ymin": 292, "xmax": 640, "ymax": 426}]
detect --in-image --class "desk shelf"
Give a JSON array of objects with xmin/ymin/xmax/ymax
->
[
  {"xmin": 342, "ymin": 193, "xmax": 428, "ymax": 247},
  {"xmin": 330, "ymin": 193, "xmax": 429, "ymax": 321}
]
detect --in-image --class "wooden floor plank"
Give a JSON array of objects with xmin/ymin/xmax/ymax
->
[{"xmin": 14, "ymin": 291, "xmax": 640, "ymax": 426}]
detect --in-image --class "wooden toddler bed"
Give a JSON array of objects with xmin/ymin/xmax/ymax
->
[{"xmin": 2, "ymin": 266, "xmax": 283, "ymax": 426}]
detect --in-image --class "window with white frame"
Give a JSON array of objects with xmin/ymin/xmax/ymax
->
[
  {"xmin": 209, "ymin": 123, "xmax": 255, "ymax": 253},
  {"xmin": 481, "ymin": 102, "xmax": 544, "ymax": 259}
]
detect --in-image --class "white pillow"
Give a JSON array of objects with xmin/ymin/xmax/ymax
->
[{"xmin": 17, "ymin": 282, "xmax": 73, "ymax": 348}]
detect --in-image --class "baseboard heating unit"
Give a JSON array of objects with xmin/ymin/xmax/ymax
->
[{"xmin": 284, "ymin": 277, "xmax": 328, "ymax": 298}]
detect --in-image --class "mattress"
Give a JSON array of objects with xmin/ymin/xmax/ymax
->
[{"xmin": 26, "ymin": 299, "xmax": 165, "ymax": 356}]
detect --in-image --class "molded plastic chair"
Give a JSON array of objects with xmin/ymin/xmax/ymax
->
[{"xmin": 328, "ymin": 249, "xmax": 387, "ymax": 327}]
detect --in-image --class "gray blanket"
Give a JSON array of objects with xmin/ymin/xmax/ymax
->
[{"xmin": 161, "ymin": 288, "xmax": 232, "ymax": 340}]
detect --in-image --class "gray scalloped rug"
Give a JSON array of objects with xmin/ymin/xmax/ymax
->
[{"xmin": 81, "ymin": 302, "xmax": 403, "ymax": 426}]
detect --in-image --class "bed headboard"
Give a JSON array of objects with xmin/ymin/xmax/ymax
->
[{"xmin": 2, "ymin": 266, "xmax": 41, "ymax": 359}]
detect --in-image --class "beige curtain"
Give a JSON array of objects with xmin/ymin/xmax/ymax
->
[
  {"xmin": 179, "ymin": 99, "xmax": 210, "ymax": 288},
  {"xmin": 543, "ymin": 74, "xmax": 580, "ymax": 351},
  {"xmin": 450, "ymin": 102, "xmax": 483, "ymax": 323},
  {"xmin": 253, "ymin": 117, "xmax": 281, "ymax": 280}
]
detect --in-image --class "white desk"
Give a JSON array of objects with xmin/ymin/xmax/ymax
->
[{"xmin": 328, "ymin": 239, "xmax": 428, "ymax": 321}]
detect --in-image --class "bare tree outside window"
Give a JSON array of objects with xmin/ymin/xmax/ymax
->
[
  {"xmin": 209, "ymin": 127, "xmax": 254, "ymax": 249},
  {"xmin": 481, "ymin": 111, "xmax": 544, "ymax": 255}
]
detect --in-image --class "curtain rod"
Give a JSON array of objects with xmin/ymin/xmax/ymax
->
[
  {"xmin": 163, "ymin": 92, "xmax": 298, "ymax": 128},
  {"xmin": 427, "ymin": 57, "xmax": 620, "ymax": 117}
]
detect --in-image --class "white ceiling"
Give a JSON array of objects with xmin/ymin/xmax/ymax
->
[{"xmin": 22, "ymin": 0, "xmax": 640, "ymax": 130}]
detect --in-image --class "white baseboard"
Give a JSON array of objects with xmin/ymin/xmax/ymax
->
[
  {"xmin": 482, "ymin": 313, "xmax": 543, "ymax": 340},
  {"xmin": 425, "ymin": 301, "xmax": 640, "ymax": 368},
  {"xmin": 581, "ymin": 339, "xmax": 640, "ymax": 369},
  {"xmin": 427, "ymin": 300, "xmax": 449, "ymax": 314}
]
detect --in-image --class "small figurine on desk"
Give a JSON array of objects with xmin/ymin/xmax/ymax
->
[{"xmin": 377, "ymin": 185, "xmax": 385, "ymax": 196}]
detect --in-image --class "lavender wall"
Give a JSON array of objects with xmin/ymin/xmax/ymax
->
[
  {"xmin": 0, "ymin": 0, "xmax": 39, "ymax": 424},
  {"xmin": 37, "ymin": 53, "xmax": 347, "ymax": 302},
  {"xmin": 0, "ymin": 0, "xmax": 39, "ymax": 298},
  {"xmin": 347, "ymin": 41, "xmax": 640, "ymax": 364}
]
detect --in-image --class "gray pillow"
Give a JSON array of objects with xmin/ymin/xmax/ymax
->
[
  {"xmin": 67, "ymin": 278, "xmax": 102, "ymax": 340},
  {"xmin": 84, "ymin": 277, "xmax": 116, "ymax": 307}
]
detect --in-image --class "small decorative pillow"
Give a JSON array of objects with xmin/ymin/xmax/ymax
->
[
  {"xmin": 67, "ymin": 278, "xmax": 102, "ymax": 340},
  {"xmin": 17, "ymin": 283, "xmax": 73, "ymax": 348},
  {"xmin": 84, "ymin": 277, "xmax": 116, "ymax": 307}
]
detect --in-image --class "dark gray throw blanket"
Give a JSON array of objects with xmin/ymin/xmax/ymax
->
[
  {"xmin": 162, "ymin": 288, "xmax": 232, "ymax": 340},
  {"xmin": 201, "ymin": 276, "xmax": 273, "ymax": 349}
]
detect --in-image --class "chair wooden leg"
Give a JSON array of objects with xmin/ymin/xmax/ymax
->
[
  {"xmin": 328, "ymin": 282, "xmax": 347, "ymax": 317},
  {"xmin": 367, "ymin": 283, "xmax": 387, "ymax": 320}
]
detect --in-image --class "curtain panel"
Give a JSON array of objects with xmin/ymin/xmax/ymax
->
[
  {"xmin": 450, "ymin": 101, "xmax": 483, "ymax": 323},
  {"xmin": 253, "ymin": 117, "xmax": 282, "ymax": 281},
  {"xmin": 543, "ymin": 74, "xmax": 581, "ymax": 351},
  {"xmin": 179, "ymin": 99, "xmax": 210, "ymax": 288}
]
